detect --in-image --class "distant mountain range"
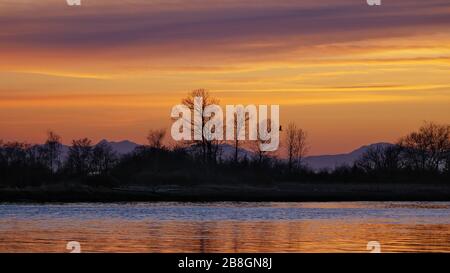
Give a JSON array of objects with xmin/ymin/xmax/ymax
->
[
  {"xmin": 303, "ymin": 142, "xmax": 393, "ymax": 170},
  {"xmin": 58, "ymin": 139, "xmax": 139, "ymax": 159},
  {"xmin": 57, "ymin": 140, "xmax": 392, "ymax": 171},
  {"xmin": 196, "ymin": 142, "xmax": 393, "ymax": 170},
  {"xmin": 96, "ymin": 139, "xmax": 140, "ymax": 155}
]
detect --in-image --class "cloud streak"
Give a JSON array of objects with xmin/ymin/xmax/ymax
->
[{"xmin": 2, "ymin": 0, "xmax": 450, "ymax": 51}]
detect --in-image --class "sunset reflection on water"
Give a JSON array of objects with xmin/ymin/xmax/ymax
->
[{"xmin": 0, "ymin": 202, "xmax": 449, "ymax": 253}]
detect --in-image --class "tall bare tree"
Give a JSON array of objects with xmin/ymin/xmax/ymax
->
[
  {"xmin": 39, "ymin": 131, "xmax": 63, "ymax": 172},
  {"xmin": 251, "ymin": 118, "xmax": 278, "ymax": 165},
  {"xmin": 181, "ymin": 89, "xmax": 220, "ymax": 163},
  {"xmin": 232, "ymin": 112, "xmax": 250, "ymax": 163},
  {"xmin": 147, "ymin": 129, "xmax": 166, "ymax": 149},
  {"xmin": 285, "ymin": 122, "xmax": 308, "ymax": 171},
  {"xmin": 253, "ymin": 137, "xmax": 270, "ymax": 165}
]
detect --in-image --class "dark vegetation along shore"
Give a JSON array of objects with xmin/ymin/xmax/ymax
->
[{"xmin": 1, "ymin": 91, "xmax": 449, "ymax": 202}]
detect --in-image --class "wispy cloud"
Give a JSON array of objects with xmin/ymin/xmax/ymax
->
[{"xmin": 0, "ymin": 0, "xmax": 449, "ymax": 154}]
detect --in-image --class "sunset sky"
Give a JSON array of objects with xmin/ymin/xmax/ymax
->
[{"xmin": 1, "ymin": 0, "xmax": 449, "ymax": 155}]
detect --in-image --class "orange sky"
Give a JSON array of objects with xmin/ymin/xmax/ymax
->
[{"xmin": 1, "ymin": 0, "xmax": 449, "ymax": 155}]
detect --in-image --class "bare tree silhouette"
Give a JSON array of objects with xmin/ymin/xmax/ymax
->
[
  {"xmin": 252, "ymin": 118, "xmax": 275, "ymax": 165},
  {"xmin": 65, "ymin": 138, "xmax": 93, "ymax": 176},
  {"xmin": 91, "ymin": 142, "xmax": 118, "ymax": 175},
  {"xmin": 398, "ymin": 122, "xmax": 450, "ymax": 172},
  {"xmin": 356, "ymin": 144, "xmax": 402, "ymax": 173},
  {"xmin": 285, "ymin": 122, "xmax": 308, "ymax": 171},
  {"xmin": 181, "ymin": 89, "xmax": 220, "ymax": 164},
  {"xmin": 147, "ymin": 129, "xmax": 166, "ymax": 149},
  {"xmin": 231, "ymin": 111, "xmax": 251, "ymax": 163},
  {"xmin": 39, "ymin": 130, "xmax": 62, "ymax": 172}
]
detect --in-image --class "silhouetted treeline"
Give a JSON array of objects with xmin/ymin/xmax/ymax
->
[
  {"xmin": 0, "ymin": 122, "xmax": 449, "ymax": 189},
  {"xmin": 0, "ymin": 141, "xmax": 52, "ymax": 187}
]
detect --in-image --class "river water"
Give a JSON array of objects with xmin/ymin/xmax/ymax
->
[{"xmin": 0, "ymin": 202, "xmax": 449, "ymax": 252}]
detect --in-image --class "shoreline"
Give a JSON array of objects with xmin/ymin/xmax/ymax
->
[{"xmin": 1, "ymin": 183, "xmax": 449, "ymax": 203}]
